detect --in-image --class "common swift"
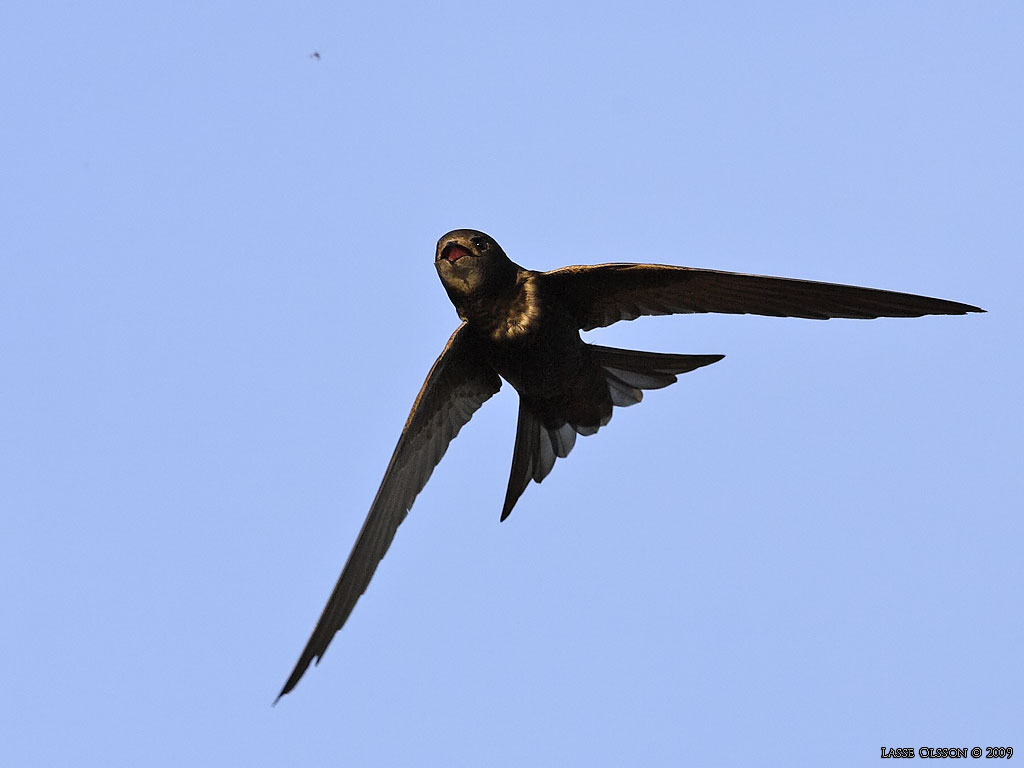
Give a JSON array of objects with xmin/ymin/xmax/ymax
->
[{"xmin": 277, "ymin": 228, "xmax": 982, "ymax": 700}]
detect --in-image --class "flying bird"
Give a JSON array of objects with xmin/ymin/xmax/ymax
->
[{"xmin": 277, "ymin": 229, "xmax": 982, "ymax": 700}]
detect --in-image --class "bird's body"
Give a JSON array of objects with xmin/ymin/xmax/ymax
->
[
  {"xmin": 276, "ymin": 229, "xmax": 983, "ymax": 701},
  {"xmin": 452, "ymin": 268, "xmax": 604, "ymax": 429}
]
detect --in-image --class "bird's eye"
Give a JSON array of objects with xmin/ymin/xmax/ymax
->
[{"xmin": 474, "ymin": 239, "xmax": 490, "ymax": 251}]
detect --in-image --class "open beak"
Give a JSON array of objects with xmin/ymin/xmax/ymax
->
[{"xmin": 441, "ymin": 243, "xmax": 471, "ymax": 263}]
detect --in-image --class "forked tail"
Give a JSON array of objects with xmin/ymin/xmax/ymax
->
[{"xmin": 500, "ymin": 344, "xmax": 723, "ymax": 520}]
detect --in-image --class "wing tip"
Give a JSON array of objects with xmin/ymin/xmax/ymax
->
[
  {"xmin": 275, "ymin": 675, "xmax": 298, "ymax": 703},
  {"xmin": 499, "ymin": 501, "xmax": 514, "ymax": 522},
  {"xmin": 940, "ymin": 302, "xmax": 985, "ymax": 316},
  {"xmin": 931, "ymin": 300, "xmax": 984, "ymax": 316},
  {"xmin": 275, "ymin": 650, "xmax": 318, "ymax": 702}
]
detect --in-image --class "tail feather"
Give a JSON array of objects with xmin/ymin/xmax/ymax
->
[
  {"xmin": 550, "ymin": 422, "xmax": 576, "ymax": 458},
  {"xmin": 501, "ymin": 402, "xmax": 547, "ymax": 520},
  {"xmin": 500, "ymin": 345, "xmax": 723, "ymax": 520},
  {"xmin": 604, "ymin": 366, "xmax": 676, "ymax": 390},
  {"xmin": 589, "ymin": 345, "xmax": 724, "ymax": 387},
  {"xmin": 606, "ymin": 371, "xmax": 645, "ymax": 406}
]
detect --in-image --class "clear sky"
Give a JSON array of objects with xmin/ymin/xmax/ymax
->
[{"xmin": 2, "ymin": 3, "xmax": 1020, "ymax": 766}]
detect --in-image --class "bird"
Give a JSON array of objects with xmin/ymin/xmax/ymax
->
[{"xmin": 276, "ymin": 228, "xmax": 983, "ymax": 700}]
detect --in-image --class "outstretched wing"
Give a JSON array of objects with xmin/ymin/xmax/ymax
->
[
  {"xmin": 277, "ymin": 324, "xmax": 501, "ymax": 700},
  {"xmin": 544, "ymin": 263, "xmax": 983, "ymax": 331}
]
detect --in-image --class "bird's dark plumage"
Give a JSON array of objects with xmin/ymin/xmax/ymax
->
[
  {"xmin": 543, "ymin": 262, "xmax": 980, "ymax": 328},
  {"xmin": 275, "ymin": 324, "xmax": 499, "ymax": 701},
  {"xmin": 277, "ymin": 229, "xmax": 983, "ymax": 700}
]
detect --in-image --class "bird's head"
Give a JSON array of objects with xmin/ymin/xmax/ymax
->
[{"xmin": 435, "ymin": 229, "xmax": 516, "ymax": 298}]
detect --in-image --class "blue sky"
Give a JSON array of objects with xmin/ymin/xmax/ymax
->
[{"xmin": 2, "ymin": 2, "xmax": 1020, "ymax": 766}]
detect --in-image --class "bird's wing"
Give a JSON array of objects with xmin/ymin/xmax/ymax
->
[
  {"xmin": 277, "ymin": 323, "xmax": 501, "ymax": 700},
  {"xmin": 543, "ymin": 263, "xmax": 983, "ymax": 331}
]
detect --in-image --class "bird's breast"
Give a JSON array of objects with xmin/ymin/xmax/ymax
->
[
  {"xmin": 485, "ymin": 275, "xmax": 543, "ymax": 343},
  {"xmin": 460, "ymin": 272, "xmax": 589, "ymax": 398}
]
